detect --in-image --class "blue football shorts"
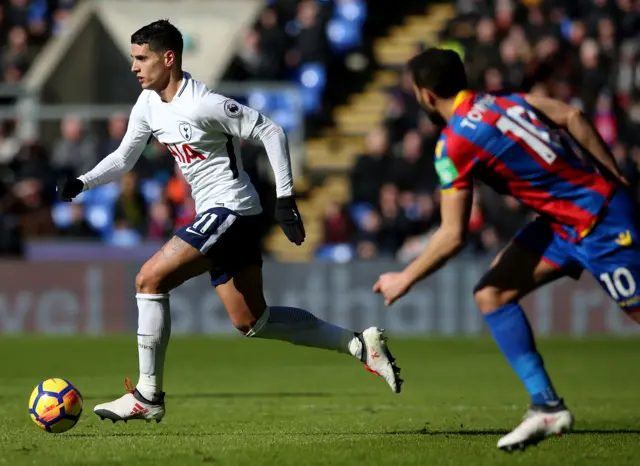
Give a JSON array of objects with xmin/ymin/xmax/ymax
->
[
  {"xmin": 515, "ymin": 187, "xmax": 640, "ymax": 314},
  {"xmin": 175, "ymin": 207, "xmax": 263, "ymax": 286}
]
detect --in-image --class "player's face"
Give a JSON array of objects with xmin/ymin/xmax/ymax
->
[
  {"xmin": 412, "ymin": 83, "xmax": 447, "ymax": 127},
  {"xmin": 130, "ymin": 43, "xmax": 173, "ymax": 91}
]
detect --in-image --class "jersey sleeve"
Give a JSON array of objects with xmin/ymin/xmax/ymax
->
[
  {"xmin": 434, "ymin": 133, "xmax": 476, "ymax": 191},
  {"xmin": 197, "ymin": 93, "xmax": 260, "ymax": 139},
  {"xmin": 79, "ymin": 92, "xmax": 151, "ymax": 189}
]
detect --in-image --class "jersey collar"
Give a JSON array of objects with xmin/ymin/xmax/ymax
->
[
  {"xmin": 451, "ymin": 90, "xmax": 474, "ymax": 114},
  {"xmin": 176, "ymin": 72, "xmax": 190, "ymax": 99}
]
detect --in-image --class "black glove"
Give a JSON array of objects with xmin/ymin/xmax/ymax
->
[
  {"xmin": 57, "ymin": 177, "xmax": 84, "ymax": 202},
  {"xmin": 275, "ymin": 196, "xmax": 305, "ymax": 245}
]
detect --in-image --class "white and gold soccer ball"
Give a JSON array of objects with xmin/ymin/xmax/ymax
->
[{"xmin": 28, "ymin": 378, "xmax": 83, "ymax": 433}]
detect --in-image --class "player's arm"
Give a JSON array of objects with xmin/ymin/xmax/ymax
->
[
  {"xmin": 524, "ymin": 94, "xmax": 629, "ymax": 186},
  {"xmin": 373, "ymin": 188, "xmax": 472, "ymax": 305},
  {"xmin": 199, "ymin": 94, "xmax": 304, "ymax": 245},
  {"xmin": 374, "ymin": 136, "xmax": 475, "ymax": 306},
  {"xmin": 404, "ymin": 188, "xmax": 472, "ymax": 280},
  {"xmin": 57, "ymin": 94, "xmax": 151, "ymax": 201}
]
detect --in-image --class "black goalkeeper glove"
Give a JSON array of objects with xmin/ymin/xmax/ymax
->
[
  {"xmin": 57, "ymin": 177, "xmax": 84, "ymax": 202},
  {"xmin": 275, "ymin": 196, "xmax": 306, "ymax": 245}
]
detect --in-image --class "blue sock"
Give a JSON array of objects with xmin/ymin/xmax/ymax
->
[{"xmin": 484, "ymin": 302, "xmax": 560, "ymax": 406}]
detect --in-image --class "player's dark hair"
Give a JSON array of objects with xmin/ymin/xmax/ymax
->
[
  {"xmin": 407, "ymin": 48, "xmax": 468, "ymax": 98},
  {"xmin": 131, "ymin": 19, "xmax": 183, "ymax": 64}
]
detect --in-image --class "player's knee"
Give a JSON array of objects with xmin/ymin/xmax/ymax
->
[
  {"xmin": 228, "ymin": 304, "xmax": 266, "ymax": 335},
  {"xmin": 230, "ymin": 313, "xmax": 259, "ymax": 334},
  {"xmin": 473, "ymin": 285, "xmax": 510, "ymax": 314},
  {"xmin": 136, "ymin": 264, "xmax": 167, "ymax": 294}
]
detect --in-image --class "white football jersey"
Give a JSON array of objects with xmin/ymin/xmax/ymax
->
[{"xmin": 79, "ymin": 72, "xmax": 293, "ymax": 216}]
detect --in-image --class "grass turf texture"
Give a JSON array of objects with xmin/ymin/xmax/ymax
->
[{"xmin": 0, "ymin": 336, "xmax": 638, "ymax": 465}]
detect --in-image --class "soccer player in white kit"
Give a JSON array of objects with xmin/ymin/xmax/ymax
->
[{"xmin": 56, "ymin": 20, "xmax": 402, "ymax": 423}]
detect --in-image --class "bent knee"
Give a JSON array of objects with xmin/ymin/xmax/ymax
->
[
  {"xmin": 136, "ymin": 264, "xmax": 168, "ymax": 294},
  {"xmin": 229, "ymin": 306, "xmax": 267, "ymax": 335},
  {"xmin": 473, "ymin": 286, "xmax": 513, "ymax": 314},
  {"xmin": 231, "ymin": 313, "xmax": 260, "ymax": 335}
]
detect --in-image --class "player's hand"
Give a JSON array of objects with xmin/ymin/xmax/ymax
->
[
  {"xmin": 56, "ymin": 177, "xmax": 84, "ymax": 202},
  {"xmin": 275, "ymin": 196, "xmax": 306, "ymax": 245},
  {"xmin": 616, "ymin": 173, "xmax": 631, "ymax": 187},
  {"xmin": 373, "ymin": 272, "xmax": 413, "ymax": 306}
]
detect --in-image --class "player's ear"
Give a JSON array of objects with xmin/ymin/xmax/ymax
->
[
  {"xmin": 424, "ymin": 89, "xmax": 438, "ymax": 107},
  {"xmin": 164, "ymin": 50, "xmax": 175, "ymax": 67}
]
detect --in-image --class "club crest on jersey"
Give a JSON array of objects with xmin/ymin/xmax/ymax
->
[
  {"xmin": 224, "ymin": 100, "xmax": 242, "ymax": 119},
  {"xmin": 178, "ymin": 122, "xmax": 192, "ymax": 141}
]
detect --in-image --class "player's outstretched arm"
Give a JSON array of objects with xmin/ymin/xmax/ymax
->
[
  {"xmin": 249, "ymin": 115, "xmax": 305, "ymax": 245},
  {"xmin": 373, "ymin": 187, "xmax": 472, "ymax": 306},
  {"xmin": 57, "ymin": 95, "xmax": 151, "ymax": 202},
  {"xmin": 199, "ymin": 94, "xmax": 305, "ymax": 245},
  {"xmin": 524, "ymin": 94, "xmax": 629, "ymax": 186}
]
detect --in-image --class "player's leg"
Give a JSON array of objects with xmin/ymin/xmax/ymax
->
[
  {"xmin": 94, "ymin": 223, "xmax": 215, "ymax": 423},
  {"xmin": 133, "ymin": 236, "xmax": 210, "ymax": 402},
  {"xmin": 210, "ymin": 215, "xmax": 402, "ymax": 393},
  {"xmin": 214, "ymin": 265, "xmax": 401, "ymax": 393},
  {"xmin": 474, "ymin": 218, "xmax": 578, "ymax": 450}
]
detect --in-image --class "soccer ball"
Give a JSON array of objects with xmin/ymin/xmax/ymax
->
[{"xmin": 28, "ymin": 378, "xmax": 83, "ymax": 433}]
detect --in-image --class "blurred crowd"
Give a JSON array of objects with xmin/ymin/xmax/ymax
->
[
  {"xmin": 225, "ymin": 0, "xmax": 366, "ymax": 118},
  {"xmin": 0, "ymin": 0, "xmax": 75, "ymax": 84},
  {"xmin": 317, "ymin": 0, "xmax": 640, "ymax": 263},
  {"xmin": 3, "ymin": 0, "xmax": 640, "ymax": 262}
]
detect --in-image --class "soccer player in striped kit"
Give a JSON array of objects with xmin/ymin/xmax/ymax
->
[{"xmin": 374, "ymin": 48, "xmax": 640, "ymax": 451}]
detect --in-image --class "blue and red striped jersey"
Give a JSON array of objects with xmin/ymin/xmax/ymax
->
[{"xmin": 434, "ymin": 90, "xmax": 615, "ymax": 242}]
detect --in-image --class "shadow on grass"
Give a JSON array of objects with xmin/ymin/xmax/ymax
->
[
  {"xmin": 83, "ymin": 392, "xmax": 333, "ymax": 401},
  {"xmin": 386, "ymin": 427, "xmax": 640, "ymax": 436},
  {"xmin": 61, "ymin": 428, "xmax": 640, "ymax": 439}
]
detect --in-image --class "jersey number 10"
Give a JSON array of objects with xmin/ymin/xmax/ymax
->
[{"xmin": 496, "ymin": 105, "xmax": 557, "ymax": 165}]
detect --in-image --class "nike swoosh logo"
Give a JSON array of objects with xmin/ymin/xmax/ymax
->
[{"xmin": 186, "ymin": 228, "xmax": 204, "ymax": 236}]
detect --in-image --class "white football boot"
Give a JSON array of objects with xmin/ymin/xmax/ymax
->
[
  {"xmin": 357, "ymin": 327, "xmax": 403, "ymax": 393},
  {"xmin": 94, "ymin": 378, "xmax": 165, "ymax": 423},
  {"xmin": 498, "ymin": 401, "xmax": 574, "ymax": 451}
]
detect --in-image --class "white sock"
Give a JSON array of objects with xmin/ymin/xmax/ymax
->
[
  {"xmin": 136, "ymin": 293, "xmax": 171, "ymax": 402},
  {"xmin": 246, "ymin": 306, "xmax": 363, "ymax": 359}
]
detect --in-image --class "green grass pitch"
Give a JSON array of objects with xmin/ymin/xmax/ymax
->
[{"xmin": 0, "ymin": 336, "xmax": 639, "ymax": 465}]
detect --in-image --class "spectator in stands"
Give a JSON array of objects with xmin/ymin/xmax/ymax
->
[
  {"xmin": 113, "ymin": 171, "xmax": 147, "ymax": 235},
  {"xmin": 350, "ymin": 125, "xmax": 390, "ymax": 206},
  {"xmin": 3, "ymin": 26, "xmax": 36, "ymax": 82},
  {"xmin": 466, "ymin": 17, "xmax": 500, "ymax": 88},
  {"xmin": 10, "ymin": 141, "xmax": 53, "ymax": 197},
  {"xmin": 579, "ymin": 39, "xmax": 608, "ymax": 116},
  {"xmin": 388, "ymin": 130, "xmax": 432, "ymax": 193},
  {"xmin": 51, "ymin": 115, "xmax": 98, "ymax": 178},
  {"xmin": 385, "ymin": 70, "xmax": 422, "ymax": 141},
  {"xmin": 7, "ymin": 0, "xmax": 29, "ymax": 28},
  {"xmin": 58, "ymin": 203, "xmax": 100, "ymax": 239},
  {"xmin": 147, "ymin": 197, "xmax": 175, "ymax": 241},
  {"xmin": 286, "ymin": 0, "xmax": 328, "ymax": 69},
  {"xmin": 99, "ymin": 112, "xmax": 128, "ymax": 159},
  {"xmin": 256, "ymin": 8, "xmax": 287, "ymax": 79},
  {"xmin": 373, "ymin": 183, "xmax": 411, "ymax": 257},
  {"xmin": 27, "ymin": 0, "xmax": 49, "ymax": 48},
  {"xmin": 321, "ymin": 199, "xmax": 354, "ymax": 246},
  {"xmin": 237, "ymin": 29, "xmax": 271, "ymax": 80},
  {"xmin": 12, "ymin": 177, "xmax": 55, "ymax": 238}
]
